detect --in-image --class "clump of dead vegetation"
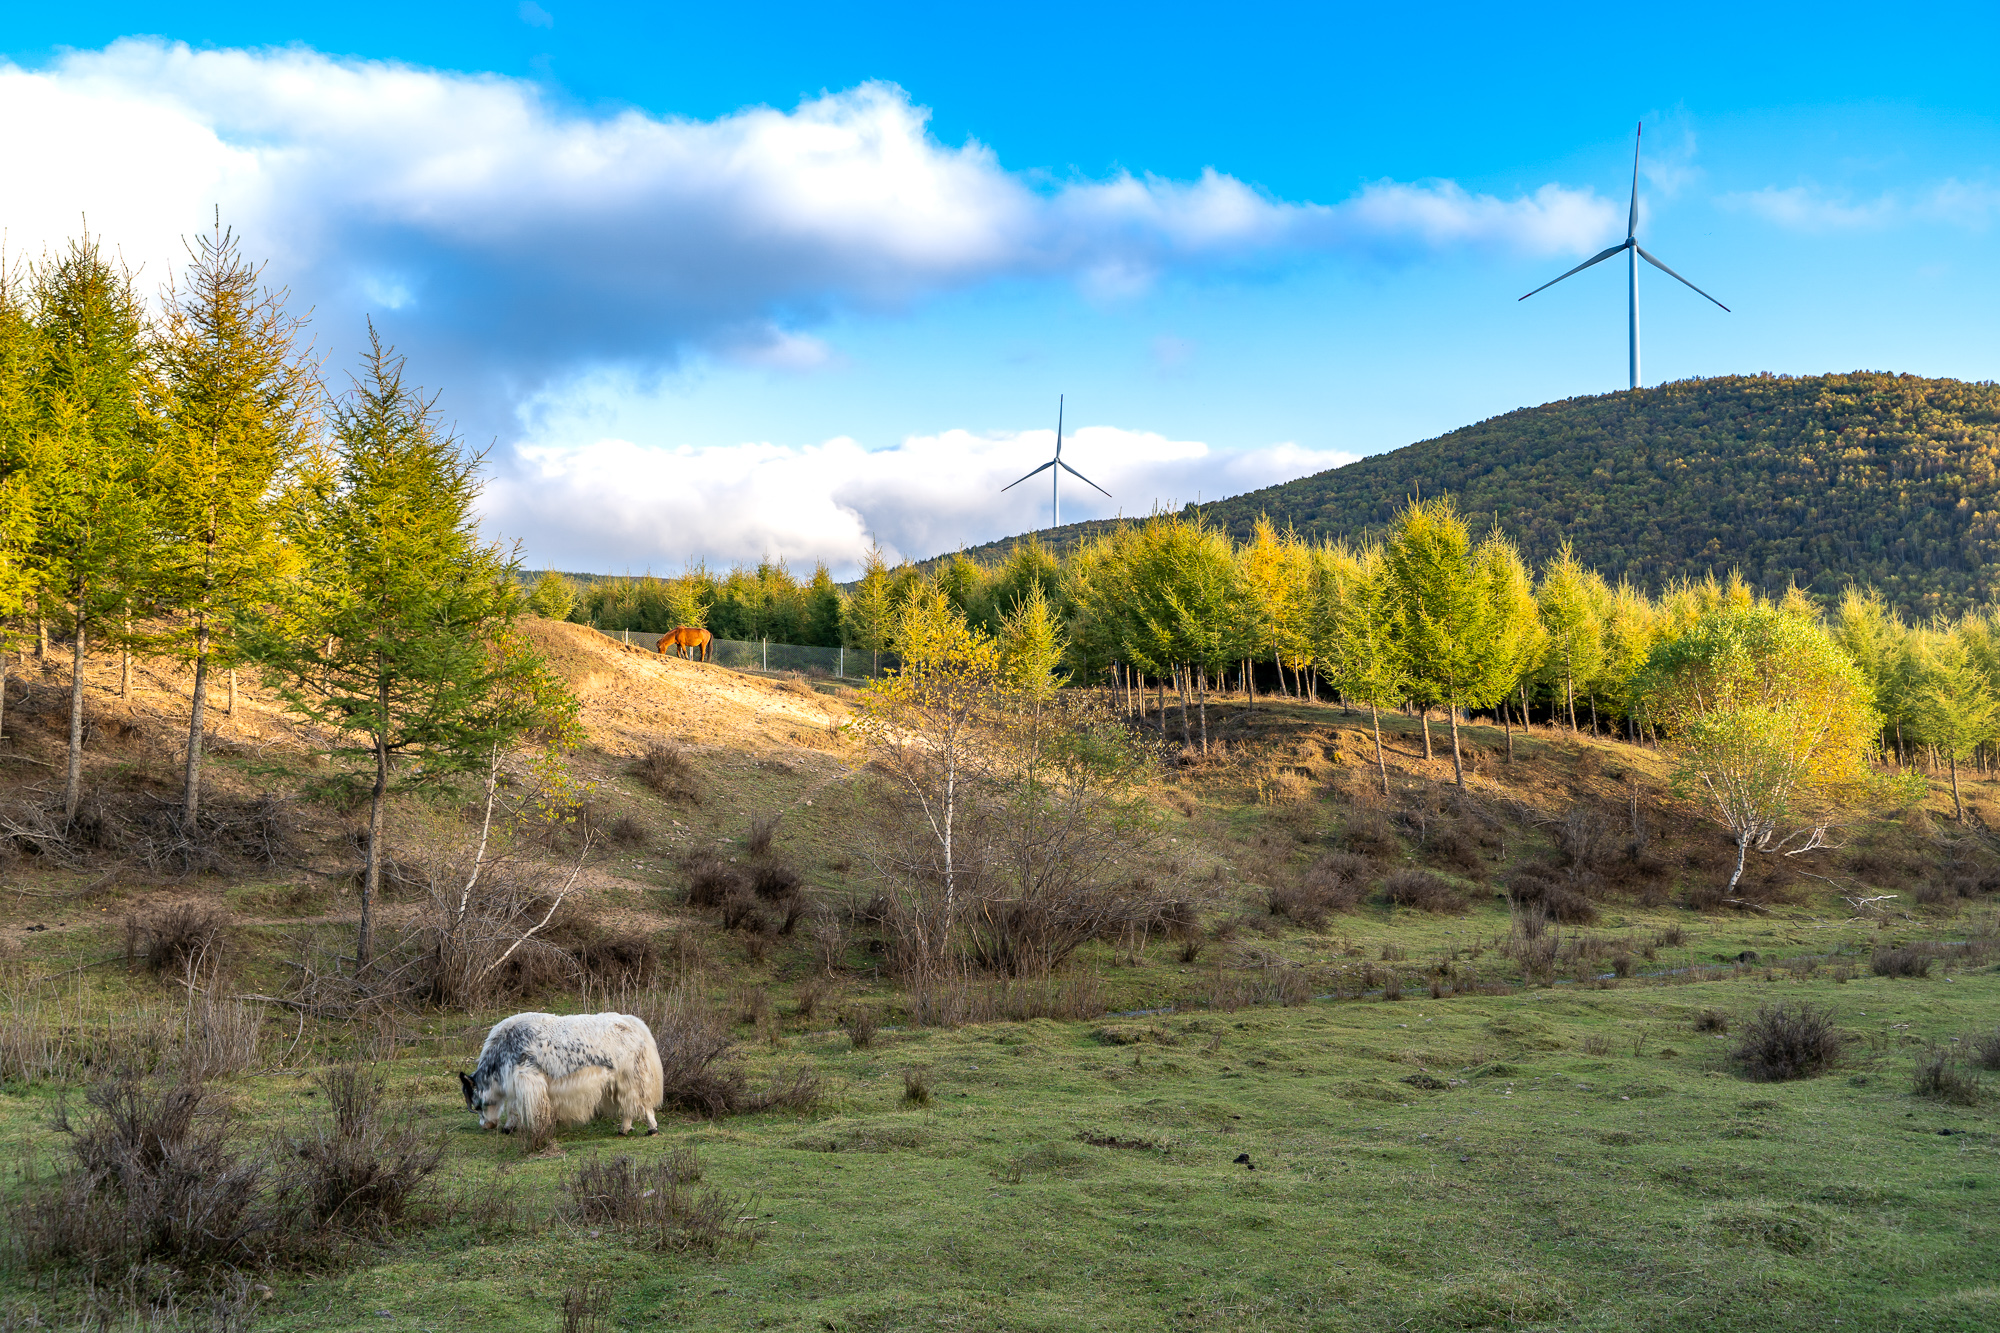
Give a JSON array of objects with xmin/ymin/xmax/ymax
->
[
  {"xmin": 561, "ymin": 1148, "xmax": 759, "ymax": 1255},
  {"xmin": 633, "ymin": 742, "xmax": 703, "ymax": 805}
]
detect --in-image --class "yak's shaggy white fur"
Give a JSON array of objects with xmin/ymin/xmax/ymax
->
[{"xmin": 460, "ymin": 1011, "xmax": 664, "ymax": 1138}]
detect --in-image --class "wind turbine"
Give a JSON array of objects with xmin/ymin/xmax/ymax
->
[
  {"xmin": 1519, "ymin": 124, "xmax": 1729, "ymax": 389},
  {"xmin": 1002, "ymin": 395, "xmax": 1109, "ymax": 533}
]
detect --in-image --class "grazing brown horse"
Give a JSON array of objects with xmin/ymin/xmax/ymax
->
[{"xmin": 657, "ymin": 626, "xmax": 713, "ymax": 663}]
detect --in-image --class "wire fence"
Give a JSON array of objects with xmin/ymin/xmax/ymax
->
[{"xmin": 587, "ymin": 626, "xmax": 897, "ymax": 679}]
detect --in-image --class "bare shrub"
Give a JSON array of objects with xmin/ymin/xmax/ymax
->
[
  {"xmin": 841, "ymin": 1007, "xmax": 878, "ymax": 1050},
  {"xmin": 1912, "ymin": 1045, "xmax": 1983, "ymax": 1105},
  {"xmin": 135, "ymin": 795, "xmax": 295, "ymax": 877},
  {"xmin": 1504, "ymin": 869, "xmax": 1600, "ymax": 925},
  {"xmin": 902, "ymin": 1067, "xmax": 932, "ymax": 1106},
  {"xmin": 1693, "ymin": 1009, "xmax": 1731, "ymax": 1034},
  {"xmin": 128, "ymin": 905, "xmax": 231, "ymax": 978},
  {"xmin": 562, "ymin": 1150, "xmax": 757, "ymax": 1255},
  {"xmin": 745, "ymin": 814, "xmax": 782, "ymax": 858},
  {"xmin": 605, "ymin": 815, "xmax": 648, "ymax": 849},
  {"xmin": 912, "ymin": 971, "xmax": 1108, "ymax": 1026},
  {"xmin": 1872, "ymin": 944, "xmax": 1936, "ymax": 978},
  {"xmin": 177, "ymin": 993, "xmax": 265, "ymax": 1080},
  {"xmin": 809, "ymin": 911, "xmax": 847, "ymax": 975},
  {"xmin": 1177, "ymin": 937, "xmax": 1204, "ymax": 964},
  {"xmin": 1337, "ymin": 809, "xmax": 1399, "ymax": 859},
  {"xmin": 624, "ymin": 990, "xmax": 822, "ymax": 1119},
  {"xmin": 1734, "ymin": 1003, "xmax": 1843, "ymax": 1081},
  {"xmin": 562, "ymin": 1282, "xmax": 612, "ymax": 1333},
  {"xmin": 284, "ymin": 1065, "xmax": 445, "ymax": 1234},
  {"xmin": 12, "ymin": 1074, "xmax": 265, "ymax": 1276},
  {"xmin": 967, "ymin": 873, "xmax": 1171, "ymax": 977},
  {"xmin": 1971, "ymin": 1029, "xmax": 2000, "ymax": 1072},
  {"xmin": 682, "ymin": 852, "xmax": 745, "ymax": 909},
  {"xmin": 634, "ymin": 744, "xmax": 702, "ymax": 804},
  {"xmin": 1382, "ymin": 870, "xmax": 1469, "ymax": 915},
  {"xmin": 1503, "ymin": 905, "xmax": 1561, "ymax": 985},
  {"xmin": 1267, "ymin": 854, "xmax": 1371, "ymax": 930}
]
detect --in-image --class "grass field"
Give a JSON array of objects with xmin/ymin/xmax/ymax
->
[
  {"xmin": 6, "ymin": 950, "xmax": 1998, "ymax": 1332},
  {"xmin": 5, "ymin": 637, "xmax": 2000, "ymax": 1331}
]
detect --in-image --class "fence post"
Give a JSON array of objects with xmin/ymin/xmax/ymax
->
[
  {"xmin": 762, "ymin": 638, "xmax": 767, "ymax": 671},
  {"xmin": 839, "ymin": 646, "xmax": 844, "ymax": 679},
  {"xmin": 622, "ymin": 629, "xmax": 629, "ymax": 646}
]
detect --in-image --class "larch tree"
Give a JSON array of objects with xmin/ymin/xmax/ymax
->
[
  {"xmin": 0, "ymin": 267, "xmax": 42, "ymax": 743},
  {"xmin": 1313, "ymin": 541, "xmax": 1404, "ymax": 794},
  {"xmin": 154, "ymin": 220, "xmax": 316, "ymax": 822},
  {"xmin": 247, "ymin": 330, "xmax": 552, "ymax": 971},
  {"xmin": 1536, "ymin": 542, "xmax": 1606, "ymax": 734},
  {"xmin": 20, "ymin": 236, "xmax": 156, "ymax": 821},
  {"xmin": 1383, "ymin": 499, "xmax": 1527, "ymax": 787},
  {"xmin": 1635, "ymin": 604, "xmax": 1910, "ymax": 893},
  {"xmin": 842, "ymin": 544, "xmax": 895, "ymax": 675},
  {"xmin": 1909, "ymin": 636, "xmax": 1999, "ymax": 821}
]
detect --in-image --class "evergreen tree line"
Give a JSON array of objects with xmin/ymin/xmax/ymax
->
[{"xmin": 0, "ymin": 228, "xmax": 563, "ymax": 969}]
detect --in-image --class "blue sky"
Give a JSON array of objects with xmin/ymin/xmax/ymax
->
[{"xmin": 5, "ymin": 3, "xmax": 1998, "ymax": 575}]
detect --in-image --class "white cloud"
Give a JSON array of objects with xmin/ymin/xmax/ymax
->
[
  {"xmin": 1721, "ymin": 180, "xmax": 2000, "ymax": 233},
  {"xmin": 481, "ymin": 424, "xmax": 1357, "ymax": 576},
  {"xmin": 0, "ymin": 38, "xmax": 1621, "ymax": 400}
]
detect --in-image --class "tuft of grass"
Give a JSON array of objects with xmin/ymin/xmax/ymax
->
[
  {"xmin": 126, "ymin": 904, "xmax": 230, "ymax": 977},
  {"xmin": 1734, "ymin": 1003, "xmax": 1843, "ymax": 1082},
  {"xmin": 1971, "ymin": 1029, "xmax": 2000, "ymax": 1072},
  {"xmin": 285, "ymin": 1065, "xmax": 446, "ymax": 1234},
  {"xmin": 1693, "ymin": 1008, "xmax": 1731, "ymax": 1034},
  {"xmin": 902, "ymin": 1067, "xmax": 933, "ymax": 1106}
]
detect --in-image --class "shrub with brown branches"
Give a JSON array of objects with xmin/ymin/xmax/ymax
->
[
  {"xmin": 1382, "ymin": 869, "xmax": 1469, "ymax": 915},
  {"xmin": 127, "ymin": 904, "xmax": 231, "ymax": 978},
  {"xmin": 634, "ymin": 743, "xmax": 702, "ymax": 804},
  {"xmin": 283, "ymin": 1065, "xmax": 445, "ymax": 1234},
  {"xmin": 562, "ymin": 1150, "xmax": 757, "ymax": 1255},
  {"xmin": 1734, "ymin": 1003, "xmax": 1843, "ymax": 1081}
]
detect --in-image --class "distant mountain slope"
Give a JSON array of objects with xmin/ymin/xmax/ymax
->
[{"xmin": 950, "ymin": 372, "xmax": 2000, "ymax": 616}]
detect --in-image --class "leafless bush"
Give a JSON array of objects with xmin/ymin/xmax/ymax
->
[
  {"xmin": 1912, "ymin": 1045, "xmax": 1983, "ymax": 1105},
  {"xmin": 745, "ymin": 814, "xmax": 782, "ymax": 858},
  {"xmin": 1504, "ymin": 868, "xmax": 1600, "ymax": 925},
  {"xmin": 809, "ymin": 911, "xmax": 847, "ymax": 975},
  {"xmin": 682, "ymin": 851, "xmax": 745, "ymax": 909},
  {"xmin": 622, "ymin": 989, "xmax": 822, "ymax": 1118},
  {"xmin": 1266, "ymin": 853, "xmax": 1371, "ymax": 930},
  {"xmin": 1503, "ymin": 905, "xmax": 1562, "ymax": 985},
  {"xmin": 909, "ymin": 971, "xmax": 1109, "ymax": 1026},
  {"xmin": 127, "ymin": 905, "xmax": 231, "ymax": 978},
  {"xmin": 1872, "ymin": 944, "xmax": 1936, "ymax": 978},
  {"xmin": 562, "ymin": 1282, "xmax": 612, "ymax": 1333},
  {"xmin": 902, "ymin": 1067, "xmax": 932, "ymax": 1105},
  {"xmin": 841, "ymin": 1007, "xmax": 878, "ymax": 1049},
  {"xmin": 1971, "ymin": 1029, "xmax": 2000, "ymax": 1072},
  {"xmin": 1337, "ymin": 809, "xmax": 1399, "ymax": 859},
  {"xmin": 968, "ymin": 872, "xmax": 1172, "ymax": 977},
  {"xmin": 176, "ymin": 993, "xmax": 265, "ymax": 1081},
  {"xmin": 561, "ymin": 1150, "xmax": 756, "ymax": 1255},
  {"xmin": 633, "ymin": 744, "xmax": 702, "ymax": 804},
  {"xmin": 283, "ymin": 1065, "xmax": 445, "ymax": 1234},
  {"xmin": 605, "ymin": 815, "xmax": 648, "ymax": 849},
  {"xmin": 1382, "ymin": 869, "xmax": 1469, "ymax": 915},
  {"xmin": 1693, "ymin": 1009, "xmax": 1731, "ymax": 1034},
  {"xmin": 1734, "ymin": 1003, "xmax": 1843, "ymax": 1081},
  {"xmin": 11, "ymin": 1074, "xmax": 266, "ymax": 1276}
]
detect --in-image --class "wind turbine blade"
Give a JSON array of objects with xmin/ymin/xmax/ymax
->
[
  {"xmin": 1518, "ymin": 242, "xmax": 1630, "ymax": 301},
  {"xmin": 1635, "ymin": 245, "xmax": 1731, "ymax": 311},
  {"xmin": 1001, "ymin": 460, "xmax": 1057, "ymax": 492},
  {"xmin": 1628, "ymin": 122, "xmax": 1642, "ymax": 241},
  {"xmin": 1055, "ymin": 394, "xmax": 1064, "ymax": 458},
  {"xmin": 1058, "ymin": 459, "xmax": 1112, "ymax": 498}
]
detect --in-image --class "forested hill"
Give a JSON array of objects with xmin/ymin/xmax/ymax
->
[{"xmin": 953, "ymin": 372, "xmax": 2000, "ymax": 617}]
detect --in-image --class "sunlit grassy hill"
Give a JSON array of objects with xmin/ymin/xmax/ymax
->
[{"xmin": 955, "ymin": 372, "xmax": 2000, "ymax": 617}]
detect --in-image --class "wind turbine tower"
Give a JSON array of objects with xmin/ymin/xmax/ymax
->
[
  {"xmin": 1519, "ymin": 124, "xmax": 1729, "ymax": 389},
  {"xmin": 1002, "ymin": 395, "xmax": 1110, "ymax": 534}
]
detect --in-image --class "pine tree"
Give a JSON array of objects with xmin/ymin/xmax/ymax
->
[
  {"xmin": 0, "ymin": 266, "xmax": 42, "ymax": 743},
  {"xmin": 1313, "ymin": 542, "xmax": 1404, "ymax": 794},
  {"xmin": 1537, "ymin": 543, "xmax": 1606, "ymax": 734},
  {"xmin": 247, "ymin": 330, "xmax": 555, "ymax": 970},
  {"xmin": 154, "ymin": 220, "xmax": 315, "ymax": 822},
  {"xmin": 1911, "ymin": 636, "xmax": 2000, "ymax": 821}
]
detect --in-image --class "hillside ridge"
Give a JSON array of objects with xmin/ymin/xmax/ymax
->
[{"xmin": 939, "ymin": 371, "xmax": 2000, "ymax": 615}]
